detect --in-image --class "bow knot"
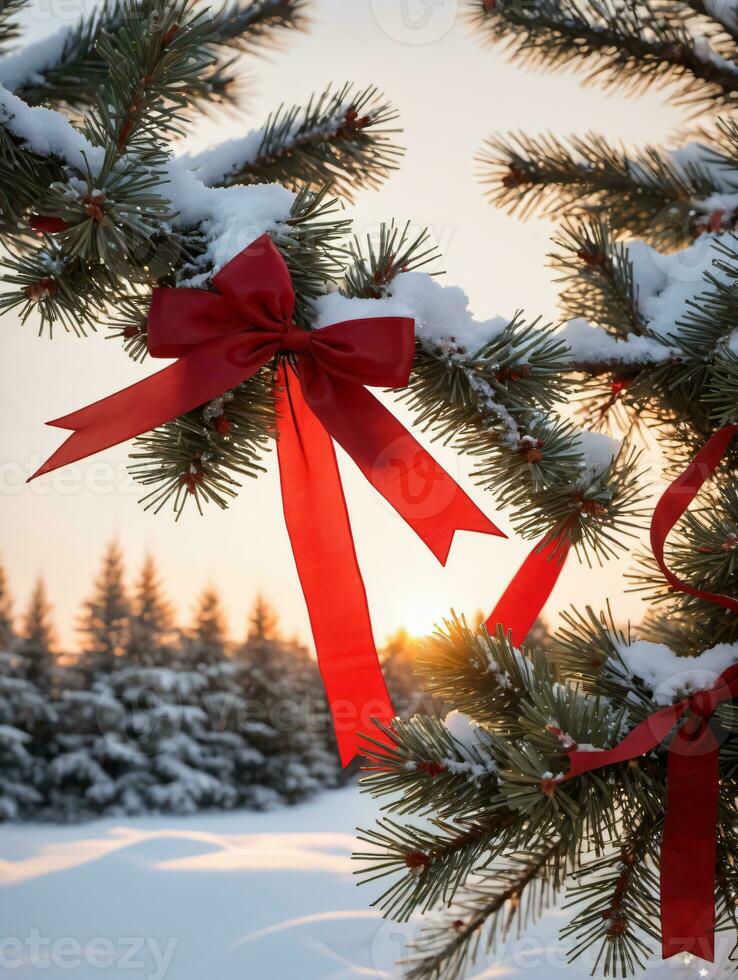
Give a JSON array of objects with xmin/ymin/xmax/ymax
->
[
  {"xmin": 280, "ymin": 326, "xmax": 312, "ymax": 354},
  {"xmin": 689, "ymin": 688, "xmax": 720, "ymax": 720}
]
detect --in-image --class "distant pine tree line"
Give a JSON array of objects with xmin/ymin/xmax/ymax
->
[{"xmin": 0, "ymin": 543, "xmax": 426, "ymax": 823}]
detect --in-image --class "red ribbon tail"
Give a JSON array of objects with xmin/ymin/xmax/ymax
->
[
  {"xmin": 28, "ymin": 340, "xmax": 278, "ymax": 482},
  {"xmin": 275, "ymin": 365, "xmax": 395, "ymax": 767},
  {"xmin": 485, "ymin": 530, "xmax": 570, "ymax": 646},
  {"xmin": 301, "ymin": 376, "xmax": 505, "ymax": 565},
  {"xmin": 661, "ymin": 726, "xmax": 719, "ymax": 961}
]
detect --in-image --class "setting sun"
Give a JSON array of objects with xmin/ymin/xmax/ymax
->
[{"xmin": 400, "ymin": 596, "xmax": 445, "ymax": 638}]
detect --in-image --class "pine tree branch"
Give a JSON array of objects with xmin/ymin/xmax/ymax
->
[
  {"xmin": 402, "ymin": 839, "xmax": 567, "ymax": 980},
  {"xmin": 679, "ymin": 0, "xmax": 738, "ymax": 43},
  {"xmin": 355, "ymin": 811, "xmax": 520, "ymax": 922},
  {"xmin": 562, "ymin": 810, "xmax": 661, "ymax": 974},
  {"xmin": 551, "ymin": 218, "xmax": 648, "ymax": 337},
  {"xmin": 0, "ymin": 0, "xmax": 27, "ymax": 56},
  {"xmin": 344, "ymin": 227, "xmax": 649, "ymax": 558},
  {"xmin": 478, "ymin": 130, "xmax": 725, "ymax": 242},
  {"xmin": 467, "ymin": 0, "xmax": 738, "ymax": 111},
  {"xmin": 185, "ymin": 83, "xmax": 403, "ymax": 202},
  {"xmin": 359, "ymin": 714, "xmax": 499, "ymax": 821},
  {"xmin": 6, "ymin": 0, "xmax": 306, "ymax": 111},
  {"xmin": 208, "ymin": 0, "xmax": 307, "ymax": 52}
]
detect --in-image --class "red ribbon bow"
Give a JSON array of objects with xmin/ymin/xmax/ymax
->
[
  {"xmin": 563, "ymin": 424, "xmax": 738, "ymax": 963},
  {"xmin": 30, "ymin": 234, "xmax": 504, "ymax": 765}
]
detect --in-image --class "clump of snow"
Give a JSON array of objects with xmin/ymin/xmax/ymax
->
[
  {"xmin": 559, "ymin": 317, "xmax": 674, "ymax": 365},
  {"xmin": 0, "ymin": 28, "xmax": 70, "ymax": 94},
  {"xmin": 616, "ymin": 640, "xmax": 738, "ymax": 705},
  {"xmin": 444, "ymin": 710, "xmax": 481, "ymax": 748},
  {"xmin": 314, "ymin": 272, "xmax": 509, "ymax": 352},
  {"xmin": 165, "ymin": 161, "xmax": 294, "ymax": 278},
  {"xmin": 705, "ymin": 0, "xmax": 738, "ymax": 29},
  {"xmin": 0, "ymin": 84, "xmax": 103, "ymax": 170},
  {"xmin": 574, "ymin": 429, "xmax": 620, "ymax": 474},
  {"xmin": 179, "ymin": 132, "xmax": 265, "ymax": 187},
  {"xmin": 443, "ymin": 710, "xmax": 496, "ymax": 781},
  {"xmin": 627, "ymin": 235, "xmax": 732, "ymax": 340},
  {"xmin": 669, "ymin": 140, "xmax": 736, "ymax": 193},
  {"xmin": 0, "ymin": 86, "xmax": 294, "ymax": 278}
]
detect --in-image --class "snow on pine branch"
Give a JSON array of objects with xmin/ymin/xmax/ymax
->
[
  {"xmin": 0, "ymin": 82, "xmax": 295, "ymax": 274},
  {"xmin": 179, "ymin": 129, "xmax": 266, "ymax": 187},
  {"xmin": 559, "ymin": 318, "xmax": 676, "ymax": 366},
  {"xmin": 614, "ymin": 640, "xmax": 738, "ymax": 706},
  {"xmin": 627, "ymin": 232, "xmax": 734, "ymax": 340},
  {"xmin": 668, "ymin": 141, "xmax": 738, "ymax": 194},
  {"xmin": 0, "ymin": 83, "xmax": 103, "ymax": 168},
  {"xmin": 0, "ymin": 26, "xmax": 69, "ymax": 94},
  {"xmin": 442, "ymin": 710, "xmax": 497, "ymax": 781},
  {"xmin": 315, "ymin": 272, "xmax": 510, "ymax": 352},
  {"xmin": 165, "ymin": 162, "xmax": 294, "ymax": 280},
  {"xmin": 705, "ymin": 0, "xmax": 738, "ymax": 30},
  {"xmin": 179, "ymin": 85, "xmax": 369, "ymax": 187}
]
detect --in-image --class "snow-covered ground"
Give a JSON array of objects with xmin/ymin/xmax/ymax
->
[{"xmin": 0, "ymin": 785, "xmax": 723, "ymax": 978}]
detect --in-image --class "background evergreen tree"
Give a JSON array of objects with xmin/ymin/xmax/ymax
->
[
  {"xmin": 16, "ymin": 577, "xmax": 55, "ymax": 688},
  {"xmin": 77, "ymin": 541, "xmax": 130, "ymax": 675},
  {"xmin": 181, "ymin": 586, "xmax": 229, "ymax": 667},
  {"xmin": 127, "ymin": 554, "xmax": 175, "ymax": 666},
  {"xmin": 379, "ymin": 629, "xmax": 434, "ymax": 719},
  {"xmin": 247, "ymin": 593, "xmax": 279, "ymax": 643},
  {"xmin": 0, "ymin": 560, "xmax": 14, "ymax": 650}
]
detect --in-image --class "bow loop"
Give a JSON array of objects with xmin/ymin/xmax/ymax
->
[
  {"xmin": 212, "ymin": 236, "xmax": 295, "ymax": 329},
  {"xmin": 147, "ymin": 289, "xmax": 245, "ymax": 358},
  {"xmin": 304, "ymin": 316, "xmax": 416, "ymax": 389}
]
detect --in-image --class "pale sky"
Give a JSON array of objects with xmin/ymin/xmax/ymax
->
[{"xmin": 1, "ymin": 0, "xmax": 684, "ymax": 648}]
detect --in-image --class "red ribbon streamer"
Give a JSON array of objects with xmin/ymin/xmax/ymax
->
[
  {"xmin": 485, "ymin": 531, "xmax": 571, "ymax": 645},
  {"xmin": 29, "ymin": 234, "xmax": 504, "ymax": 765},
  {"xmin": 651, "ymin": 422, "xmax": 738, "ymax": 614},
  {"xmin": 565, "ymin": 423, "xmax": 738, "ymax": 962}
]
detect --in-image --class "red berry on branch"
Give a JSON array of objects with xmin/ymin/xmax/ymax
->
[
  {"xmin": 215, "ymin": 415, "xmax": 231, "ymax": 435},
  {"xmin": 501, "ymin": 167, "xmax": 528, "ymax": 189},
  {"xmin": 122, "ymin": 326, "xmax": 140, "ymax": 339},
  {"xmin": 606, "ymin": 913, "xmax": 628, "ymax": 937},
  {"xmin": 610, "ymin": 378, "xmax": 631, "ymax": 396},
  {"xmin": 419, "ymin": 760, "xmax": 445, "ymax": 777},
  {"xmin": 24, "ymin": 278, "xmax": 57, "ymax": 302},
  {"xmin": 577, "ymin": 245, "xmax": 605, "ymax": 267},
  {"xmin": 709, "ymin": 209, "xmax": 724, "ymax": 233},
  {"xmin": 161, "ymin": 23, "xmax": 180, "ymax": 48},
  {"xmin": 496, "ymin": 365, "xmax": 531, "ymax": 382},
  {"xmin": 404, "ymin": 851, "xmax": 430, "ymax": 871},
  {"xmin": 84, "ymin": 193, "xmax": 107, "ymax": 222}
]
